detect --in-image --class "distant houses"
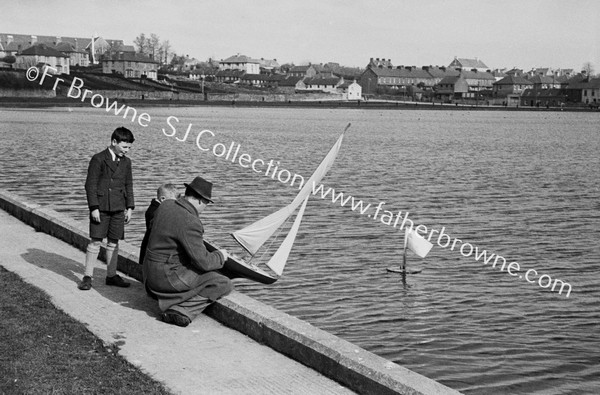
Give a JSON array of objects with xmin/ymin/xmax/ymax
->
[
  {"xmin": 448, "ymin": 57, "xmax": 489, "ymax": 72},
  {"xmin": 240, "ymin": 73, "xmax": 269, "ymax": 87},
  {"xmin": 14, "ymin": 43, "xmax": 70, "ymax": 74},
  {"xmin": 52, "ymin": 42, "xmax": 89, "ymax": 68},
  {"xmin": 488, "ymin": 76, "xmax": 526, "ymax": 105},
  {"xmin": 0, "ymin": 33, "xmax": 104, "ymax": 59},
  {"xmin": 215, "ymin": 69, "xmax": 245, "ymax": 84},
  {"xmin": 360, "ymin": 65, "xmax": 433, "ymax": 94},
  {"xmin": 101, "ymin": 52, "xmax": 159, "ymax": 80},
  {"xmin": 492, "ymin": 75, "xmax": 532, "ymax": 105},
  {"xmin": 304, "ymin": 76, "xmax": 343, "ymax": 93},
  {"xmin": 288, "ymin": 65, "xmax": 318, "ymax": 79},
  {"xmin": 561, "ymin": 77, "xmax": 600, "ymax": 106},
  {"xmin": 219, "ymin": 54, "xmax": 261, "ymax": 74},
  {"xmin": 357, "ymin": 56, "xmax": 598, "ymax": 107},
  {"xmin": 528, "ymin": 75, "xmax": 561, "ymax": 90},
  {"xmin": 338, "ymin": 81, "xmax": 362, "ymax": 100},
  {"xmin": 580, "ymin": 78, "xmax": 600, "ymax": 104},
  {"xmin": 359, "ymin": 58, "xmax": 495, "ymax": 99},
  {"xmin": 277, "ymin": 76, "xmax": 303, "ymax": 93},
  {"xmin": 0, "ymin": 31, "xmax": 598, "ymax": 106},
  {"xmin": 0, "ymin": 32, "xmax": 126, "ymax": 74},
  {"xmin": 209, "ymin": 53, "xmax": 364, "ymax": 99},
  {"xmin": 435, "ymin": 74, "xmax": 469, "ymax": 101}
]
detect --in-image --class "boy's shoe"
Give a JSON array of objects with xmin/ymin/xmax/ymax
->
[
  {"xmin": 78, "ymin": 276, "xmax": 92, "ymax": 290},
  {"xmin": 161, "ymin": 310, "xmax": 191, "ymax": 327},
  {"xmin": 105, "ymin": 274, "xmax": 130, "ymax": 288}
]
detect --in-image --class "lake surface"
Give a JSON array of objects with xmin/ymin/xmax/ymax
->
[{"xmin": 1, "ymin": 105, "xmax": 599, "ymax": 394}]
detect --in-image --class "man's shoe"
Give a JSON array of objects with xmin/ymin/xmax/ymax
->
[
  {"xmin": 161, "ymin": 310, "xmax": 191, "ymax": 327},
  {"xmin": 78, "ymin": 276, "xmax": 92, "ymax": 290},
  {"xmin": 105, "ymin": 274, "xmax": 130, "ymax": 288}
]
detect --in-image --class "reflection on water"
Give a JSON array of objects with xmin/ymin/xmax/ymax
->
[{"xmin": 1, "ymin": 106, "xmax": 599, "ymax": 394}]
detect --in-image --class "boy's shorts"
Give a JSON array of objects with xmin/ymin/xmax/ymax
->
[{"xmin": 90, "ymin": 210, "xmax": 125, "ymax": 241}]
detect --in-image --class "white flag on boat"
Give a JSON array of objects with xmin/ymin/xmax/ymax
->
[{"xmin": 404, "ymin": 229, "xmax": 433, "ymax": 258}]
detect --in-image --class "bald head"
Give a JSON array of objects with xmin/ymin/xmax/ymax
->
[{"xmin": 157, "ymin": 183, "xmax": 178, "ymax": 202}]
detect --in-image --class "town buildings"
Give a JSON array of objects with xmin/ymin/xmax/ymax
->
[
  {"xmin": 101, "ymin": 52, "xmax": 159, "ymax": 80},
  {"xmin": 0, "ymin": 31, "xmax": 598, "ymax": 106},
  {"xmin": 54, "ymin": 41, "xmax": 89, "ymax": 67},
  {"xmin": 358, "ymin": 57, "xmax": 597, "ymax": 107},
  {"xmin": 359, "ymin": 58, "xmax": 496, "ymax": 100},
  {"xmin": 219, "ymin": 54, "xmax": 261, "ymax": 74},
  {"xmin": 14, "ymin": 43, "xmax": 70, "ymax": 74},
  {"xmin": 448, "ymin": 57, "xmax": 489, "ymax": 72}
]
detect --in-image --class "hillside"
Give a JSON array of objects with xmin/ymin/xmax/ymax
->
[{"xmin": 0, "ymin": 68, "xmax": 211, "ymax": 95}]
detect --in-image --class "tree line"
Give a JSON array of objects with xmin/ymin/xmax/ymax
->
[{"xmin": 133, "ymin": 33, "xmax": 198, "ymax": 70}]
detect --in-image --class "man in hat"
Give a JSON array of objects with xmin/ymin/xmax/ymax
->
[{"xmin": 144, "ymin": 176, "xmax": 233, "ymax": 327}]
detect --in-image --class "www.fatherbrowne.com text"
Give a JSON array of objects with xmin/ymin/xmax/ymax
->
[{"xmin": 26, "ymin": 65, "xmax": 572, "ymax": 298}]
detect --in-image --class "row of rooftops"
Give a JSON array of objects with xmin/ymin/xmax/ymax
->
[
  {"xmin": 6, "ymin": 42, "xmax": 160, "ymax": 66},
  {"xmin": 367, "ymin": 57, "xmax": 575, "ymax": 78},
  {"xmin": 214, "ymin": 72, "xmax": 359, "ymax": 89},
  {"xmin": 220, "ymin": 54, "xmax": 280, "ymax": 69},
  {"xmin": 197, "ymin": 61, "xmax": 595, "ymax": 91},
  {"xmin": 1, "ymin": 36, "xmax": 158, "ymax": 65},
  {"xmin": 0, "ymin": 33, "xmax": 134, "ymax": 54},
  {"xmin": 215, "ymin": 67, "xmax": 596, "ymax": 89},
  {"xmin": 1, "ymin": 32, "xmax": 587, "ymax": 84}
]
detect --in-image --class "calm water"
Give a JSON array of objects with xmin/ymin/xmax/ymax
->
[{"xmin": 1, "ymin": 106, "xmax": 599, "ymax": 394}]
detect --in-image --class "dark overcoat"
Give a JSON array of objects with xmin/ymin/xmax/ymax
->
[
  {"xmin": 85, "ymin": 148, "xmax": 135, "ymax": 212},
  {"xmin": 144, "ymin": 198, "xmax": 230, "ymax": 312}
]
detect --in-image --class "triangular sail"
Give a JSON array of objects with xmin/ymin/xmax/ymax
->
[
  {"xmin": 265, "ymin": 195, "xmax": 310, "ymax": 275},
  {"xmin": 232, "ymin": 126, "xmax": 348, "ymax": 255}
]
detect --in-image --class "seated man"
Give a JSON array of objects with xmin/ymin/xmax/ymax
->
[{"xmin": 144, "ymin": 176, "xmax": 233, "ymax": 327}]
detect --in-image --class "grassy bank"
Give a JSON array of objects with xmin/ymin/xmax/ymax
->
[{"xmin": 0, "ymin": 266, "xmax": 171, "ymax": 394}]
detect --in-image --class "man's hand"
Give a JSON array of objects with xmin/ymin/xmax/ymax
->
[
  {"xmin": 219, "ymin": 249, "xmax": 229, "ymax": 262},
  {"xmin": 125, "ymin": 208, "xmax": 133, "ymax": 224},
  {"xmin": 90, "ymin": 209, "xmax": 100, "ymax": 223}
]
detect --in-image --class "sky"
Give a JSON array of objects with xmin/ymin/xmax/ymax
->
[{"xmin": 3, "ymin": 0, "xmax": 600, "ymax": 72}]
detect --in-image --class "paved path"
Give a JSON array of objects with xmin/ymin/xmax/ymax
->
[{"xmin": 0, "ymin": 209, "xmax": 355, "ymax": 395}]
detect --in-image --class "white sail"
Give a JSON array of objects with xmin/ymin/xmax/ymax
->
[
  {"xmin": 232, "ymin": 127, "xmax": 347, "ymax": 255},
  {"xmin": 406, "ymin": 229, "xmax": 433, "ymax": 258},
  {"xmin": 265, "ymin": 195, "xmax": 310, "ymax": 275}
]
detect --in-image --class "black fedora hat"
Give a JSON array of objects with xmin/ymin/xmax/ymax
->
[{"xmin": 184, "ymin": 176, "xmax": 214, "ymax": 203}]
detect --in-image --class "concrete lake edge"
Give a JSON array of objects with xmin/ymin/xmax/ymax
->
[{"xmin": 0, "ymin": 189, "xmax": 461, "ymax": 395}]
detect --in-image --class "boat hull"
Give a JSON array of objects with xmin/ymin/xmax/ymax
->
[
  {"xmin": 386, "ymin": 267, "xmax": 423, "ymax": 274},
  {"xmin": 204, "ymin": 239, "xmax": 278, "ymax": 284}
]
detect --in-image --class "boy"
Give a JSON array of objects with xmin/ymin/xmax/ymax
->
[
  {"xmin": 78, "ymin": 127, "xmax": 135, "ymax": 290},
  {"xmin": 140, "ymin": 183, "xmax": 178, "ymax": 298},
  {"xmin": 140, "ymin": 183, "xmax": 179, "ymax": 265}
]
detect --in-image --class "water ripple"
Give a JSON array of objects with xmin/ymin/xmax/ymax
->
[{"xmin": 1, "ymin": 107, "xmax": 599, "ymax": 394}]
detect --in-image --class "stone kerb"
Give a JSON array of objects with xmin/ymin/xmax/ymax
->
[
  {"xmin": 0, "ymin": 189, "xmax": 461, "ymax": 395},
  {"xmin": 210, "ymin": 292, "xmax": 459, "ymax": 395},
  {"xmin": 0, "ymin": 190, "xmax": 142, "ymax": 280}
]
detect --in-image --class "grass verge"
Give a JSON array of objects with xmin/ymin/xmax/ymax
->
[{"xmin": 0, "ymin": 266, "xmax": 171, "ymax": 394}]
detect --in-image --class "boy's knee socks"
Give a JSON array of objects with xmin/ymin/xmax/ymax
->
[
  {"xmin": 105, "ymin": 244, "xmax": 119, "ymax": 277},
  {"xmin": 84, "ymin": 244, "xmax": 100, "ymax": 277}
]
